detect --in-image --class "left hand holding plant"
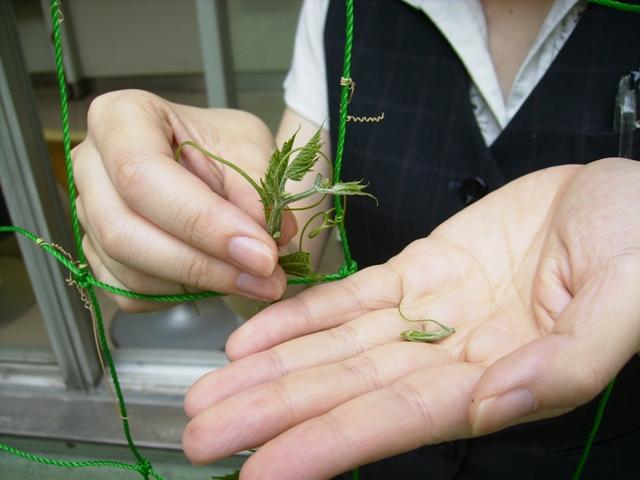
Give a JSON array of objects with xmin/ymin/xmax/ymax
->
[{"xmin": 176, "ymin": 128, "xmax": 374, "ymax": 280}]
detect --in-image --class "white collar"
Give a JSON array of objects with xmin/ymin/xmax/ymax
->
[{"xmin": 401, "ymin": 0, "xmax": 582, "ymax": 128}]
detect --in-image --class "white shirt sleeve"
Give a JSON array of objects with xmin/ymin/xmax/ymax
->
[{"xmin": 283, "ymin": 0, "xmax": 331, "ymax": 130}]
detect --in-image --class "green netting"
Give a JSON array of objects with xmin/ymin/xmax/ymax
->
[
  {"xmin": 589, "ymin": 0, "xmax": 640, "ymax": 12},
  {"xmin": 0, "ymin": 0, "xmax": 632, "ymax": 478}
]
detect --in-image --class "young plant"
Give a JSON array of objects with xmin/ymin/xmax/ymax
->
[
  {"xmin": 175, "ymin": 129, "xmax": 375, "ymax": 279},
  {"xmin": 398, "ymin": 307, "xmax": 455, "ymax": 342}
]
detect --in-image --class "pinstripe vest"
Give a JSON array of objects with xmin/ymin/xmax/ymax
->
[{"xmin": 326, "ymin": 1, "xmax": 640, "ymax": 478}]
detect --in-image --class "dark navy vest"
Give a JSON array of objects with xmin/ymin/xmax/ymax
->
[{"xmin": 325, "ymin": 1, "xmax": 640, "ymax": 478}]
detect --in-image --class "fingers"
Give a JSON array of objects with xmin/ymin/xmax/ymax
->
[
  {"xmin": 232, "ymin": 363, "xmax": 482, "ymax": 480},
  {"xmin": 74, "ymin": 141, "xmax": 286, "ymax": 302},
  {"xmin": 186, "ymin": 307, "xmax": 422, "ymax": 416},
  {"xmin": 225, "ymin": 263, "xmax": 402, "ymax": 360},
  {"xmin": 81, "ymin": 91, "xmax": 279, "ymax": 278},
  {"xmin": 470, "ymin": 255, "xmax": 640, "ymax": 435},
  {"xmin": 183, "ymin": 342, "xmax": 455, "ymax": 465},
  {"xmin": 82, "ymin": 234, "xmax": 180, "ymax": 312}
]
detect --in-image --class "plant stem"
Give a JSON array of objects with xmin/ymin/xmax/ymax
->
[
  {"xmin": 282, "ymin": 189, "xmax": 321, "ymax": 207},
  {"xmin": 298, "ymin": 209, "xmax": 333, "ymax": 252},
  {"xmin": 266, "ymin": 199, "xmax": 283, "ymax": 238},
  {"xmin": 175, "ymin": 141, "xmax": 266, "ymax": 204}
]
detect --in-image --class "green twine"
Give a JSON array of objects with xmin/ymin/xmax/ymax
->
[
  {"xmin": 571, "ymin": 378, "xmax": 617, "ymax": 479},
  {"xmin": 588, "ymin": 0, "xmax": 640, "ymax": 12},
  {"xmin": 0, "ymin": 1, "xmax": 163, "ymax": 478},
  {"xmin": 50, "ymin": 0, "xmax": 83, "ymax": 264},
  {"xmin": 334, "ymin": 0, "xmax": 356, "ymax": 270},
  {"xmin": 0, "ymin": 225, "xmax": 220, "ymax": 303},
  {"xmin": 0, "ymin": 443, "xmax": 164, "ymax": 479},
  {"xmin": 86, "ymin": 282, "xmax": 146, "ymax": 466}
]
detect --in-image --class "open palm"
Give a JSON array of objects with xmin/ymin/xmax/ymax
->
[{"xmin": 183, "ymin": 158, "xmax": 640, "ymax": 479}]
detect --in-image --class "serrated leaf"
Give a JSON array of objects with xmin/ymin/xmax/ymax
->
[
  {"xmin": 284, "ymin": 128, "xmax": 322, "ymax": 181},
  {"xmin": 281, "ymin": 129, "xmax": 297, "ymax": 159},
  {"xmin": 254, "ymin": 181, "xmax": 269, "ymax": 208},
  {"xmin": 265, "ymin": 130, "xmax": 298, "ymax": 193},
  {"xmin": 278, "ymin": 251, "xmax": 321, "ymax": 279},
  {"xmin": 315, "ymin": 180, "xmax": 378, "ymax": 204},
  {"xmin": 264, "ymin": 146, "xmax": 287, "ymax": 197},
  {"xmin": 211, "ymin": 469, "xmax": 240, "ymax": 480},
  {"xmin": 259, "ymin": 178, "xmax": 274, "ymax": 208}
]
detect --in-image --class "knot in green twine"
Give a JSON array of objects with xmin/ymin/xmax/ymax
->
[
  {"xmin": 73, "ymin": 263, "xmax": 91, "ymax": 289},
  {"xmin": 339, "ymin": 260, "xmax": 358, "ymax": 277},
  {"xmin": 137, "ymin": 458, "xmax": 152, "ymax": 477}
]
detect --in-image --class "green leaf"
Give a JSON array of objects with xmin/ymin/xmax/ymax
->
[
  {"xmin": 264, "ymin": 146, "xmax": 287, "ymax": 198},
  {"xmin": 265, "ymin": 128, "xmax": 300, "ymax": 197},
  {"xmin": 259, "ymin": 178, "xmax": 275, "ymax": 211},
  {"xmin": 281, "ymin": 129, "xmax": 297, "ymax": 159},
  {"xmin": 400, "ymin": 328, "xmax": 454, "ymax": 343},
  {"xmin": 211, "ymin": 469, "xmax": 240, "ymax": 480},
  {"xmin": 315, "ymin": 180, "xmax": 378, "ymax": 203},
  {"xmin": 278, "ymin": 251, "xmax": 321, "ymax": 279},
  {"xmin": 284, "ymin": 128, "xmax": 322, "ymax": 181},
  {"xmin": 262, "ymin": 131, "xmax": 305, "ymax": 238}
]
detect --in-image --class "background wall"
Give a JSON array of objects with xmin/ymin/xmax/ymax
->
[
  {"xmin": 14, "ymin": 0, "xmax": 302, "ymax": 78},
  {"xmin": 13, "ymin": 0, "xmax": 304, "ymax": 133}
]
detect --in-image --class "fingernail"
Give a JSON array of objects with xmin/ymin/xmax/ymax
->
[
  {"xmin": 236, "ymin": 272, "xmax": 282, "ymax": 301},
  {"xmin": 473, "ymin": 388, "xmax": 536, "ymax": 435},
  {"xmin": 228, "ymin": 236, "xmax": 275, "ymax": 276}
]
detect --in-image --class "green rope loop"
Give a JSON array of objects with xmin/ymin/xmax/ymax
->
[
  {"xmin": 0, "ymin": 442, "xmax": 144, "ymax": 474},
  {"xmin": 137, "ymin": 458, "xmax": 152, "ymax": 478},
  {"xmin": 338, "ymin": 259, "xmax": 358, "ymax": 277},
  {"xmin": 588, "ymin": 0, "xmax": 640, "ymax": 12},
  {"xmin": 73, "ymin": 263, "xmax": 91, "ymax": 289},
  {"xmin": 0, "ymin": 225, "xmax": 220, "ymax": 303}
]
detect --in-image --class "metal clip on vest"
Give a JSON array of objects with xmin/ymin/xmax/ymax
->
[{"xmin": 614, "ymin": 69, "xmax": 640, "ymax": 159}]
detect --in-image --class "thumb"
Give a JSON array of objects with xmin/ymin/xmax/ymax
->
[
  {"xmin": 469, "ymin": 257, "xmax": 640, "ymax": 436},
  {"xmin": 171, "ymin": 106, "xmax": 299, "ymax": 247},
  {"xmin": 179, "ymin": 139, "xmax": 298, "ymax": 247}
]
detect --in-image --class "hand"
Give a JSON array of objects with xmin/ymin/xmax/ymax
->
[
  {"xmin": 72, "ymin": 90, "xmax": 296, "ymax": 310},
  {"xmin": 182, "ymin": 158, "xmax": 640, "ymax": 479}
]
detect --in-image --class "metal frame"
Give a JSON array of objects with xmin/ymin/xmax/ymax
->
[
  {"xmin": 195, "ymin": 0, "xmax": 236, "ymax": 108},
  {"xmin": 0, "ymin": 2, "xmax": 99, "ymax": 389},
  {"xmin": 0, "ymin": 349, "xmax": 230, "ymax": 447},
  {"xmin": 38, "ymin": 0, "xmax": 87, "ymax": 99}
]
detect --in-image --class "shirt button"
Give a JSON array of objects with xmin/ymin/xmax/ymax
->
[{"xmin": 459, "ymin": 177, "xmax": 488, "ymax": 206}]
